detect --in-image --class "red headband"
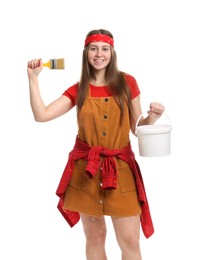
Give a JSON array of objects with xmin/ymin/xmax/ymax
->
[{"xmin": 84, "ymin": 34, "xmax": 114, "ymax": 47}]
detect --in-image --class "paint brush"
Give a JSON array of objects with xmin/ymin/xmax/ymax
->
[{"xmin": 43, "ymin": 58, "xmax": 65, "ymax": 69}]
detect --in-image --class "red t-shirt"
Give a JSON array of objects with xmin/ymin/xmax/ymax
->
[{"xmin": 63, "ymin": 74, "xmax": 140, "ymax": 106}]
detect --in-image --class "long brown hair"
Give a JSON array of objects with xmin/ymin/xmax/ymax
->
[{"xmin": 76, "ymin": 29, "xmax": 133, "ymax": 122}]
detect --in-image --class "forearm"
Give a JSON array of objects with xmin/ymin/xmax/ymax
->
[
  {"xmin": 138, "ymin": 115, "xmax": 157, "ymax": 126},
  {"xmin": 28, "ymin": 75, "xmax": 46, "ymax": 122},
  {"xmin": 130, "ymin": 99, "xmax": 165, "ymax": 134}
]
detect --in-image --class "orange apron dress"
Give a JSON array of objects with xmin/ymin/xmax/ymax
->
[{"xmin": 63, "ymin": 90, "xmax": 142, "ymax": 218}]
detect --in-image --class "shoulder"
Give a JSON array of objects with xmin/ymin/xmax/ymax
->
[
  {"xmin": 123, "ymin": 73, "xmax": 140, "ymax": 99},
  {"xmin": 63, "ymin": 82, "xmax": 79, "ymax": 93},
  {"xmin": 124, "ymin": 73, "xmax": 137, "ymax": 85},
  {"xmin": 62, "ymin": 82, "xmax": 79, "ymax": 105}
]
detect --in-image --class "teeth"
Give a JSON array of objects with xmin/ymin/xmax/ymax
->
[{"xmin": 94, "ymin": 59, "xmax": 104, "ymax": 63}]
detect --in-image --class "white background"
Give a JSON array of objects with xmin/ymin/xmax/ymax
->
[{"xmin": 0, "ymin": 0, "xmax": 199, "ymax": 259}]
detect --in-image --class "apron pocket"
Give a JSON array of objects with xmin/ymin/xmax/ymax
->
[
  {"xmin": 69, "ymin": 159, "xmax": 86, "ymax": 189},
  {"xmin": 117, "ymin": 162, "xmax": 136, "ymax": 193}
]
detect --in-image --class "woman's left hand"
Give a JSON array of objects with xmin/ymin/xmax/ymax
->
[{"xmin": 148, "ymin": 102, "xmax": 165, "ymax": 119}]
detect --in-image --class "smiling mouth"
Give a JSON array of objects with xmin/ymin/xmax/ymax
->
[
  {"xmin": 94, "ymin": 59, "xmax": 104, "ymax": 61},
  {"xmin": 94, "ymin": 59, "xmax": 105, "ymax": 65}
]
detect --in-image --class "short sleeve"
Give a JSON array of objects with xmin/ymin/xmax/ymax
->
[
  {"xmin": 125, "ymin": 74, "xmax": 140, "ymax": 99},
  {"xmin": 62, "ymin": 83, "xmax": 78, "ymax": 106}
]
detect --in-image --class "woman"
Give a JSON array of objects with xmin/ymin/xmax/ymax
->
[{"xmin": 27, "ymin": 29, "xmax": 164, "ymax": 260}]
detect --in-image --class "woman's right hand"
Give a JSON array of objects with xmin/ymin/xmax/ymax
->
[{"xmin": 27, "ymin": 58, "xmax": 43, "ymax": 77}]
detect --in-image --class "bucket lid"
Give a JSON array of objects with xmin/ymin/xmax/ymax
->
[{"xmin": 136, "ymin": 124, "xmax": 172, "ymax": 135}]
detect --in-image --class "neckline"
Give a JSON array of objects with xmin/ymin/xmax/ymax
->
[{"xmin": 89, "ymin": 83, "xmax": 107, "ymax": 88}]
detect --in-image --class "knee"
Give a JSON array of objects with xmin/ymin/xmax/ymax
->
[
  {"xmin": 85, "ymin": 226, "xmax": 106, "ymax": 246},
  {"xmin": 119, "ymin": 235, "xmax": 140, "ymax": 251}
]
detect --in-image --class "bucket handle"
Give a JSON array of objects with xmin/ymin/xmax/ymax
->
[{"xmin": 135, "ymin": 111, "xmax": 172, "ymax": 136}]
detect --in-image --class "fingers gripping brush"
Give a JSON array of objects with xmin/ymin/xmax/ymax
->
[{"xmin": 43, "ymin": 58, "xmax": 65, "ymax": 69}]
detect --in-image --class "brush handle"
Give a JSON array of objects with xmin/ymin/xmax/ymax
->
[{"xmin": 42, "ymin": 60, "xmax": 51, "ymax": 68}]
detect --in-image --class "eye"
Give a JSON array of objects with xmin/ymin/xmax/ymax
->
[
  {"xmin": 89, "ymin": 46, "xmax": 97, "ymax": 51},
  {"xmin": 102, "ymin": 47, "xmax": 110, "ymax": 51}
]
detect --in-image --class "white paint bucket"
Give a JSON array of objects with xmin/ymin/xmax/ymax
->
[{"xmin": 135, "ymin": 112, "xmax": 172, "ymax": 157}]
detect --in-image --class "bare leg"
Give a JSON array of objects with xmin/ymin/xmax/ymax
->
[
  {"xmin": 111, "ymin": 215, "xmax": 142, "ymax": 260},
  {"xmin": 80, "ymin": 213, "xmax": 107, "ymax": 260}
]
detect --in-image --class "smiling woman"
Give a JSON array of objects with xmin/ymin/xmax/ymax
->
[{"xmin": 27, "ymin": 28, "xmax": 165, "ymax": 260}]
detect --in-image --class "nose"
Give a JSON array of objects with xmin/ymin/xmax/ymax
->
[{"xmin": 96, "ymin": 48, "xmax": 102, "ymax": 57}]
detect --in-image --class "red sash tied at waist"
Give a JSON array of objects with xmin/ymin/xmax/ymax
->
[
  {"xmin": 86, "ymin": 143, "xmax": 132, "ymax": 189},
  {"xmin": 56, "ymin": 136, "xmax": 154, "ymax": 238}
]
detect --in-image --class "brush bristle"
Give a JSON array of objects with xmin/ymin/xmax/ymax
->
[{"xmin": 50, "ymin": 58, "xmax": 65, "ymax": 69}]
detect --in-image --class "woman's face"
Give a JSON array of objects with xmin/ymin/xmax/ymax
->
[{"xmin": 87, "ymin": 42, "xmax": 111, "ymax": 71}]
